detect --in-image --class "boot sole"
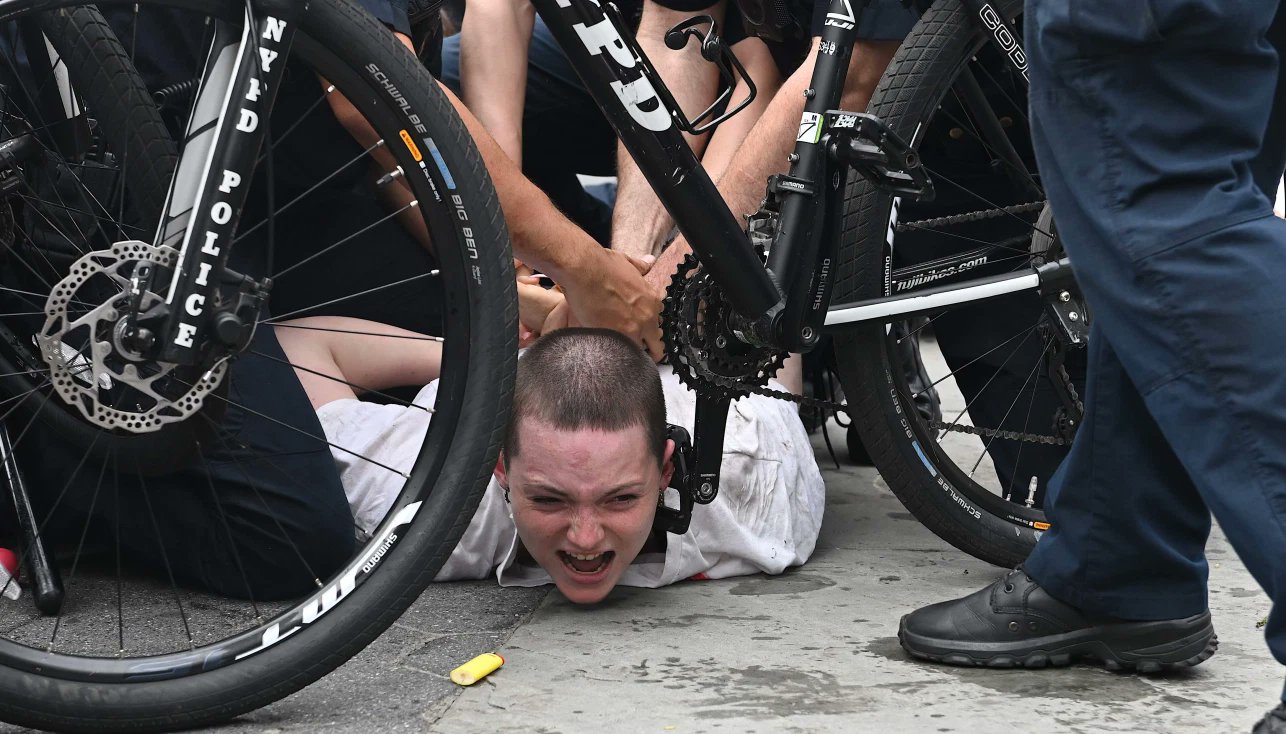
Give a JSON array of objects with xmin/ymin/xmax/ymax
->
[{"xmin": 898, "ymin": 610, "xmax": 1217, "ymax": 672}]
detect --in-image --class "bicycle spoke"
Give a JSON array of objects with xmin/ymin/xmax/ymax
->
[
  {"xmin": 12, "ymin": 188, "xmax": 99, "ymax": 257},
  {"xmin": 257, "ymin": 85, "xmax": 336, "ymax": 160},
  {"xmin": 248, "ymin": 348, "xmax": 435, "ymax": 412},
  {"xmin": 200, "ymin": 419, "xmax": 324, "ymax": 589},
  {"xmin": 262, "ymin": 270, "xmax": 440, "ymax": 323},
  {"xmin": 41, "ymin": 152, "xmax": 144, "ymax": 245},
  {"xmin": 13, "ymin": 188, "xmax": 148, "ymax": 241},
  {"xmin": 923, "ymin": 164, "xmax": 1054, "ymax": 240},
  {"xmin": 271, "ymin": 322, "xmax": 445, "ymax": 342},
  {"xmin": 935, "ymin": 326, "xmax": 1036, "ymax": 438},
  {"xmin": 113, "ymin": 453, "xmax": 124, "ymax": 656},
  {"xmin": 972, "ymin": 58, "xmax": 1030, "ymax": 131},
  {"xmin": 1001, "ymin": 366, "xmax": 1044, "ymax": 500},
  {"xmin": 138, "ymin": 472, "xmax": 195, "ymax": 650},
  {"xmin": 270, "ymin": 200, "xmax": 417, "ymax": 280},
  {"xmin": 895, "ymin": 313, "xmax": 950, "ymax": 344},
  {"xmin": 232, "ymin": 139, "xmax": 387, "ymax": 246},
  {"xmin": 894, "ymin": 224, "xmax": 1035, "ymax": 257},
  {"xmin": 912, "ymin": 322, "xmax": 1036, "ymax": 399},
  {"xmin": 5, "ymin": 228, "xmax": 74, "ymax": 295},
  {"xmin": 941, "ymin": 82, "xmax": 1039, "ymax": 196},
  {"xmin": 969, "ymin": 338, "xmax": 1051, "ymax": 477},
  {"xmin": 205, "ymin": 389, "xmax": 409, "ymax": 479},
  {"xmin": 195, "ymin": 441, "xmax": 260, "ymax": 619},
  {"xmin": 49, "ymin": 456, "xmax": 110, "ymax": 652}
]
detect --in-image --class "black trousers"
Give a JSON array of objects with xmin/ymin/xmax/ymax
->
[
  {"xmin": 1023, "ymin": 0, "xmax": 1286, "ymax": 698},
  {"xmin": 27, "ymin": 326, "xmax": 355, "ymax": 601}
]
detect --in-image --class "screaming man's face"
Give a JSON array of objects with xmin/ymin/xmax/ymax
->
[{"xmin": 497, "ymin": 418, "xmax": 673, "ymax": 604}]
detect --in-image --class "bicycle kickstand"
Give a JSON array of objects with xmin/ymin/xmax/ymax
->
[{"xmin": 0, "ymin": 422, "xmax": 63, "ymax": 615}]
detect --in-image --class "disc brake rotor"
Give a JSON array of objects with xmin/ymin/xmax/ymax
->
[{"xmin": 36, "ymin": 240, "xmax": 227, "ymax": 433}]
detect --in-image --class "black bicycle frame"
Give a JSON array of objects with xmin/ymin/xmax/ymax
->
[
  {"xmin": 762, "ymin": 0, "xmax": 862, "ymax": 351},
  {"xmin": 534, "ymin": 0, "xmax": 1059, "ymax": 351},
  {"xmin": 530, "ymin": 0, "xmax": 787, "ymax": 324},
  {"xmin": 153, "ymin": 0, "xmax": 304, "ymax": 364}
]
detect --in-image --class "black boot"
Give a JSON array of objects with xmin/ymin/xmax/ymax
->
[
  {"xmin": 1254, "ymin": 703, "xmax": 1286, "ymax": 733},
  {"xmin": 899, "ymin": 567, "xmax": 1218, "ymax": 671}
]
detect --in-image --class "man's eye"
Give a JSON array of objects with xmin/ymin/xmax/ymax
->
[
  {"xmin": 530, "ymin": 496, "xmax": 561, "ymax": 506},
  {"xmin": 612, "ymin": 494, "xmax": 639, "ymax": 504}
]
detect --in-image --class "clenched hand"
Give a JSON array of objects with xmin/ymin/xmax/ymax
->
[{"xmin": 549, "ymin": 248, "xmax": 664, "ymax": 361}]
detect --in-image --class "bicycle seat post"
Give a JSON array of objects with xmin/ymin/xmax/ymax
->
[{"xmin": 760, "ymin": 0, "xmax": 867, "ymax": 352}]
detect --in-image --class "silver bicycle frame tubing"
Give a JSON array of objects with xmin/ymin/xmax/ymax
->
[
  {"xmin": 824, "ymin": 267, "xmax": 1047, "ymax": 326},
  {"xmin": 156, "ymin": 15, "xmax": 245, "ymax": 259}
]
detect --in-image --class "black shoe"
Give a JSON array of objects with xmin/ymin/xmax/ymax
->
[
  {"xmin": 899, "ymin": 567, "xmax": 1218, "ymax": 671},
  {"xmin": 1254, "ymin": 704, "xmax": 1286, "ymax": 733}
]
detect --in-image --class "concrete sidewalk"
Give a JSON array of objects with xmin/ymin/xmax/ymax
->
[
  {"xmin": 427, "ymin": 425, "xmax": 1280, "ymax": 733},
  {"xmin": 2, "ymin": 427, "xmax": 1270, "ymax": 733}
]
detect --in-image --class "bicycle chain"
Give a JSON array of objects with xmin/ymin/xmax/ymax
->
[
  {"xmin": 663, "ymin": 246, "xmax": 1080, "ymax": 445},
  {"xmin": 927, "ymin": 420, "xmax": 1067, "ymax": 446},
  {"xmin": 896, "ymin": 200, "xmax": 1046, "ymax": 232},
  {"xmin": 924, "ymin": 356, "xmax": 1084, "ymax": 446},
  {"xmin": 689, "ymin": 350, "xmax": 1074, "ymax": 445}
]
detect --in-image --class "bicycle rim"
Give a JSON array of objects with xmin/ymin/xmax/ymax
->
[
  {"xmin": 832, "ymin": 0, "xmax": 1087, "ymax": 566},
  {"xmin": 0, "ymin": 0, "xmax": 514, "ymax": 728}
]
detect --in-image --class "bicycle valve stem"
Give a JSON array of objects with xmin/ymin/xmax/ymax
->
[
  {"xmin": 375, "ymin": 165, "xmax": 405, "ymax": 187},
  {"xmin": 1024, "ymin": 476, "xmax": 1038, "ymax": 508}
]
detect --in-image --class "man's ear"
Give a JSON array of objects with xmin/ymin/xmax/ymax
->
[
  {"xmin": 659, "ymin": 438, "xmax": 676, "ymax": 490},
  {"xmin": 494, "ymin": 452, "xmax": 509, "ymax": 490}
]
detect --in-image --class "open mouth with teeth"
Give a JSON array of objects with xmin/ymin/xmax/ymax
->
[{"xmin": 558, "ymin": 550, "xmax": 615, "ymax": 577}]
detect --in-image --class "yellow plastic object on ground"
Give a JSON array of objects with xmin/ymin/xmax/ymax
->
[{"xmin": 450, "ymin": 652, "xmax": 505, "ymax": 686}]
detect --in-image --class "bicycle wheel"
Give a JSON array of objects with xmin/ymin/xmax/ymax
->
[
  {"xmin": 832, "ymin": 0, "xmax": 1089, "ymax": 567},
  {"xmin": 0, "ymin": 1, "xmax": 516, "ymax": 730}
]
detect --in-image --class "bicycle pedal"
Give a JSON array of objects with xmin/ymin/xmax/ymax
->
[{"xmin": 822, "ymin": 110, "xmax": 935, "ymax": 201}]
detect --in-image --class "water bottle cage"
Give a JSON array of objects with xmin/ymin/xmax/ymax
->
[{"xmin": 602, "ymin": 4, "xmax": 758, "ymax": 136}]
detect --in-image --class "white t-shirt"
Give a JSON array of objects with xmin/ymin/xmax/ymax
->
[{"xmin": 316, "ymin": 365, "xmax": 825, "ymax": 588}]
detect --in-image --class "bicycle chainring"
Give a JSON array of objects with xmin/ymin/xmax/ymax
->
[
  {"xmin": 662, "ymin": 255, "xmax": 788, "ymax": 401},
  {"xmin": 658, "ymin": 203, "xmax": 1086, "ymax": 446},
  {"xmin": 36, "ymin": 240, "xmax": 228, "ymax": 433}
]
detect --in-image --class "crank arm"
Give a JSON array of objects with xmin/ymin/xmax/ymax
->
[{"xmin": 690, "ymin": 392, "xmax": 730, "ymax": 504}]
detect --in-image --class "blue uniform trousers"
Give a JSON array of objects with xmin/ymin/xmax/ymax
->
[{"xmin": 1021, "ymin": 0, "xmax": 1286, "ymax": 700}]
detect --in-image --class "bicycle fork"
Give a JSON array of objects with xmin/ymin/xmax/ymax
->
[{"xmin": 145, "ymin": 3, "xmax": 304, "ymax": 366}]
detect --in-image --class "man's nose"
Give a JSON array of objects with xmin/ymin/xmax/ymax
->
[{"xmin": 566, "ymin": 508, "xmax": 605, "ymax": 550}]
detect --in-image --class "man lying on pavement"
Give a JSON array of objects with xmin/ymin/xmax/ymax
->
[{"xmin": 276, "ymin": 301, "xmax": 824, "ymax": 604}]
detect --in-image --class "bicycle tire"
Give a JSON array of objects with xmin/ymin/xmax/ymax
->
[
  {"xmin": 831, "ymin": 0, "xmax": 1061, "ymax": 567},
  {"xmin": 0, "ymin": 0, "xmax": 516, "ymax": 730},
  {"xmin": 5, "ymin": 4, "xmax": 225, "ymax": 474},
  {"xmin": 37, "ymin": 5, "xmax": 177, "ymax": 230}
]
